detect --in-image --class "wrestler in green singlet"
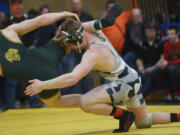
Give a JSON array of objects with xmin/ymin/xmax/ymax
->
[
  {"xmin": 0, "ymin": 30, "xmax": 68, "ymax": 99},
  {"xmin": 0, "ymin": 4, "xmax": 122, "ymax": 106}
]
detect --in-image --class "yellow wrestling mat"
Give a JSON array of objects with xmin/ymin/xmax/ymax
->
[{"xmin": 0, "ymin": 106, "xmax": 180, "ymax": 135}]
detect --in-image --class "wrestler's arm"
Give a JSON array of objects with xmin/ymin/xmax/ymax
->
[
  {"xmin": 25, "ymin": 48, "xmax": 99, "ymax": 96},
  {"xmin": 6, "ymin": 11, "xmax": 79, "ymax": 36},
  {"xmin": 42, "ymin": 51, "xmax": 97, "ymax": 89},
  {"xmin": 82, "ymin": 21, "xmax": 98, "ymax": 33}
]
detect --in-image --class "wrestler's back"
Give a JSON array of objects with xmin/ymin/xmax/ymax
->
[{"xmin": 0, "ymin": 30, "xmax": 65, "ymax": 82}]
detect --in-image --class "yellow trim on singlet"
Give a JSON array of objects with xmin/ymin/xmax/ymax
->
[
  {"xmin": 0, "ymin": 63, "xmax": 4, "ymax": 77},
  {"xmin": 0, "ymin": 30, "xmax": 23, "ymax": 45},
  {"xmin": 63, "ymin": 45, "xmax": 70, "ymax": 56}
]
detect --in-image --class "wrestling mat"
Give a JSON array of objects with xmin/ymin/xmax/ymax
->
[{"xmin": 0, "ymin": 106, "xmax": 180, "ymax": 135}]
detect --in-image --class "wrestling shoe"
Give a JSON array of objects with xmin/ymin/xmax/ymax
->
[
  {"xmin": 113, "ymin": 111, "xmax": 135, "ymax": 133},
  {"xmin": 101, "ymin": 3, "xmax": 123, "ymax": 28}
]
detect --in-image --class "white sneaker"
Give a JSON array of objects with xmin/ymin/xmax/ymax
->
[
  {"xmin": 164, "ymin": 94, "xmax": 173, "ymax": 101},
  {"xmin": 175, "ymin": 96, "xmax": 180, "ymax": 101}
]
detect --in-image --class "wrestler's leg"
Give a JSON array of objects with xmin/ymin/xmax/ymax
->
[
  {"xmin": 127, "ymin": 95, "xmax": 179, "ymax": 129},
  {"xmin": 79, "ymin": 85, "xmax": 112, "ymax": 115},
  {"xmin": 79, "ymin": 85, "xmax": 135, "ymax": 132},
  {"xmin": 41, "ymin": 93, "xmax": 81, "ymax": 108}
]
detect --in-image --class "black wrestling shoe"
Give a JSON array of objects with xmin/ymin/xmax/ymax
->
[
  {"xmin": 113, "ymin": 111, "xmax": 135, "ymax": 133},
  {"xmin": 101, "ymin": 3, "xmax": 123, "ymax": 28}
]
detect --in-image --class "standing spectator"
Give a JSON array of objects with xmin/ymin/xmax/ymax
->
[
  {"xmin": 123, "ymin": 8, "xmax": 148, "ymax": 69},
  {"xmin": 71, "ymin": 0, "xmax": 93, "ymax": 22},
  {"xmin": 35, "ymin": 5, "xmax": 56, "ymax": 47},
  {"xmin": 10, "ymin": 0, "xmax": 27, "ymax": 23},
  {"xmin": 10, "ymin": 0, "xmax": 31, "ymax": 47},
  {"xmin": 9, "ymin": 0, "xmax": 40, "ymax": 108}
]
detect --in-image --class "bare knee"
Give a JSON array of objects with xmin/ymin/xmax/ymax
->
[
  {"xmin": 79, "ymin": 96, "xmax": 91, "ymax": 113},
  {"xmin": 127, "ymin": 103, "xmax": 147, "ymax": 122},
  {"xmin": 135, "ymin": 113, "xmax": 152, "ymax": 129}
]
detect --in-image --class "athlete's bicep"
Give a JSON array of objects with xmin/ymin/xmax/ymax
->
[
  {"xmin": 8, "ymin": 18, "xmax": 41, "ymax": 36},
  {"xmin": 72, "ymin": 63, "xmax": 93, "ymax": 80},
  {"xmin": 72, "ymin": 51, "xmax": 98, "ymax": 80}
]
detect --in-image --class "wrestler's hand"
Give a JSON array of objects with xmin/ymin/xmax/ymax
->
[
  {"xmin": 25, "ymin": 79, "xmax": 44, "ymax": 96},
  {"xmin": 101, "ymin": 3, "xmax": 123, "ymax": 28},
  {"xmin": 61, "ymin": 11, "xmax": 80, "ymax": 21}
]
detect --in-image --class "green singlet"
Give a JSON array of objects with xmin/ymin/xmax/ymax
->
[{"xmin": 0, "ymin": 30, "xmax": 68, "ymax": 99}]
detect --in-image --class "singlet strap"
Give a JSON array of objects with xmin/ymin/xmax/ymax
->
[{"xmin": 87, "ymin": 41, "xmax": 123, "ymax": 73}]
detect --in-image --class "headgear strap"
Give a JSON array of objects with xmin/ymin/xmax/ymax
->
[{"xmin": 61, "ymin": 26, "xmax": 84, "ymax": 53}]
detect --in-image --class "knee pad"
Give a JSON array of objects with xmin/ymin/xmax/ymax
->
[{"xmin": 135, "ymin": 113, "xmax": 152, "ymax": 129}]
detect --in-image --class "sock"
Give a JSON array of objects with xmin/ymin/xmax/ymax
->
[
  {"xmin": 110, "ymin": 106, "xmax": 125, "ymax": 118},
  {"xmin": 170, "ymin": 113, "xmax": 180, "ymax": 122},
  {"xmin": 165, "ymin": 89, "xmax": 171, "ymax": 96},
  {"xmin": 175, "ymin": 90, "xmax": 180, "ymax": 96}
]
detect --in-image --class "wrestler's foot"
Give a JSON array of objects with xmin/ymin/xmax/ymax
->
[
  {"xmin": 101, "ymin": 3, "xmax": 123, "ymax": 28},
  {"xmin": 113, "ymin": 111, "xmax": 135, "ymax": 133}
]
